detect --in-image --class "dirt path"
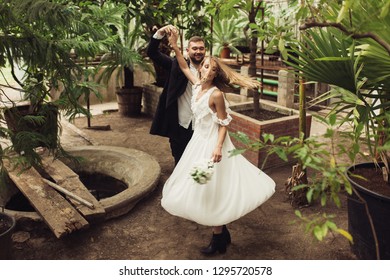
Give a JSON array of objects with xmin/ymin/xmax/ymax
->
[{"xmin": 10, "ymin": 111, "xmax": 356, "ymax": 260}]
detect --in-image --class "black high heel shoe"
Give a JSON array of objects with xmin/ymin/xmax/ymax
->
[
  {"xmin": 200, "ymin": 232, "xmax": 228, "ymax": 255},
  {"xmin": 223, "ymin": 225, "xmax": 231, "ymax": 245}
]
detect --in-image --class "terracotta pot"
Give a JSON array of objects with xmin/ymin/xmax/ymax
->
[{"xmin": 220, "ymin": 47, "xmax": 231, "ymax": 58}]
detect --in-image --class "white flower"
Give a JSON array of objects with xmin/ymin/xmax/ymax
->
[
  {"xmin": 198, "ymin": 176, "xmax": 207, "ymax": 184},
  {"xmin": 204, "ymin": 169, "xmax": 213, "ymax": 179},
  {"xmin": 190, "ymin": 159, "xmax": 215, "ymax": 185}
]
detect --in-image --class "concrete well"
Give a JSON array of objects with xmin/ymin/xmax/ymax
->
[{"xmin": 3, "ymin": 146, "xmax": 161, "ymax": 222}]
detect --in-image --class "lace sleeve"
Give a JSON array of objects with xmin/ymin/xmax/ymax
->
[{"xmin": 210, "ymin": 110, "xmax": 233, "ymax": 126}]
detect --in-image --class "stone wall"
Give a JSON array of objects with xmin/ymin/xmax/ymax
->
[{"xmin": 50, "ymin": 65, "xmax": 155, "ymax": 106}]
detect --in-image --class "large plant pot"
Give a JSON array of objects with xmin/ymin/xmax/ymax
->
[
  {"xmin": 0, "ymin": 212, "xmax": 16, "ymax": 260},
  {"xmin": 116, "ymin": 87, "xmax": 143, "ymax": 117},
  {"xmin": 152, "ymin": 62, "xmax": 168, "ymax": 87},
  {"xmin": 346, "ymin": 162, "xmax": 390, "ymax": 260}
]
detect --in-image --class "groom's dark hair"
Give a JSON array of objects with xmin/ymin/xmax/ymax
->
[{"xmin": 188, "ymin": 36, "xmax": 205, "ymax": 46}]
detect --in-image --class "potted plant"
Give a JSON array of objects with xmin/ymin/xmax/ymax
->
[
  {"xmin": 283, "ymin": 0, "xmax": 390, "ymax": 259},
  {"xmin": 211, "ymin": 18, "xmax": 246, "ymax": 58},
  {"xmin": 97, "ymin": 2, "xmax": 153, "ymax": 117},
  {"xmin": 0, "ymin": 0, "xmax": 118, "ymax": 178}
]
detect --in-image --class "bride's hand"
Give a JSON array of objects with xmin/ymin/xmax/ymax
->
[
  {"xmin": 211, "ymin": 146, "xmax": 222, "ymax": 163},
  {"xmin": 168, "ymin": 28, "xmax": 179, "ymax": 47}
]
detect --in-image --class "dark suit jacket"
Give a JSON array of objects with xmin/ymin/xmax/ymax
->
[{"xmin": 147, "ymin": 37, "xmax": 189, "ymax": 139}]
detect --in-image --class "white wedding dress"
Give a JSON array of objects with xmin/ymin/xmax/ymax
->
[{"xmin": 161, "ymin": 85, "xmax": 275, "ymax": 226}]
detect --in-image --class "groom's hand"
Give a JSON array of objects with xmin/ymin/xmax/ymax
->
[{"xmin": 157, "ymin": 24, "xmax": 176, "ymax": 37}]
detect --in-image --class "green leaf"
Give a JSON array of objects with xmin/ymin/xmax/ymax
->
[
  {"xmin": 274, "ymin": 147, "xmax": 288, "ymax": 162},
  {"xmin": 336, "ymin": 229, "xmax": 354, "ymax": 243},
  {"xmin": 295, "ymin": 6, "xmax": 308, "ymax": 22},
  {"xmin": 329, "ymin": 113, "xmax": 337, "ymax": 126},
  {"xmin": 278, "ymin": 38, "xmax": 285, "ymax": 55},
  {"xmin": 230, "ymin": 132, "xmax": 250, "ymax": 145},
  {"xmin": 325, "ymin": 221, "xmax": 337, "ymax": 231},
  {"xmin": 306, "ymin": 188, "xmax": 314, "ymax": 203},
  {"xmin": 380, "ymin": 1, "xmax": 390, "ymax": 18},
  {"xmin": 262, "ymin": 133, "xmax": 274, "ymax": 143},
  {"xmin": 315, "ymin": 57, "xmax": 352, "ymax": 61},
  {"xmin": 313, "ymin": 225, "xmax": 324, "ymax": 241},
  {"xmin": 228, "ymin": 148, "xmax": 246, "ymax": 157},
  {"xmin": 320, "ymin": 192, "xmax": 327, "ymax": 206},
  {"xmin": 331, "ymin": 192, "xmax": 342, "ymax": 208},
  {"xmin": 321, "ymin": 223, "xmax": 329, "ymax": 238}
]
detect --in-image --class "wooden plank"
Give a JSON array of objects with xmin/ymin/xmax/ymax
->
[
  {"xmin": 42, "ymin": 179, "xmax": 95, "ymax": 209},
  {"xmin": 41, "ymin": 156, "xmax": 106, "ymax": 223},
  {"xmin": 5, "ymin": 163, "xmax": 89, "ymax": 238}
]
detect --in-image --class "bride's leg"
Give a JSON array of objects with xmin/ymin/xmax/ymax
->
[{"xmin": 213, "ymin": 226, "xmax": 223, "ymax": 234}]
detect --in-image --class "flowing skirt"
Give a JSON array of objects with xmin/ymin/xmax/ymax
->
[{"xmin": 161, "ymin": 124, "xmax": 275, "ymax": 226}]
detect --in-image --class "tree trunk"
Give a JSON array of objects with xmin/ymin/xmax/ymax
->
[
  {"xmin": 123, "ymin": 66, "xmax": 134, "ymax": 89},
  {"xmin": 249, "ymin": 3, "xmax": 260, "ymax": 116},
  {"xmin": 298, "ymin": 0, "xmax": 308, "ymax": 189}
]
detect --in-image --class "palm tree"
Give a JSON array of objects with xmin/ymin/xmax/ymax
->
[
  {"xmin": 286, "ymin": 0, "xmax": 390, "ymax": 259},
  {"xmin": 288, "ymin": 0, "xmax": 390, "ymax": 179}
]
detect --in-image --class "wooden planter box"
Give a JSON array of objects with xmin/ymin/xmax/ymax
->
[{"xmin": 229, "ymin": 100, "xmax": 312, "ymax": 170}]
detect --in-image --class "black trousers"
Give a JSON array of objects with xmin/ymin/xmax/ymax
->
[{"xmin": 169, "ymin": 124, "xmax": 193, "ymax": 166}]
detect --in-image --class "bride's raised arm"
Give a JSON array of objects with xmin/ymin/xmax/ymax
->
[{"xmin": 168, "ymin": 29, "xmax": 199, "ymax": 85}]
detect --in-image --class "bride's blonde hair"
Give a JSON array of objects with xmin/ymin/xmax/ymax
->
[{"xmin": 199, "ymin": 56, "xmax": 261, "ymax": 92}]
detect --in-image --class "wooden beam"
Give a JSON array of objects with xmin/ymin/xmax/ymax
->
[
  {"xmin": 5, "ymin": 163, "xmax": 89, "ymax": 238},
  {"xmin": 41, "ymin": 156, "xmax": 106, "ymax": 223}
]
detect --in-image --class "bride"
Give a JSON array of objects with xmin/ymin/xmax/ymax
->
[{"xmin": 161, "ymin": 27, "xmax": 276, "ymax": 255}]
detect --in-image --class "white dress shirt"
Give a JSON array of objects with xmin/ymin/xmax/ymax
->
[{"xmin": 178, "ymin": 64, "xmax": 197, "ymax": 129}]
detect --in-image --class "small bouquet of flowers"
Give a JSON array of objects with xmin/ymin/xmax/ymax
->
[{"xmin": 190, "ymin": 159, "xmax": 215, "ymax": 185}]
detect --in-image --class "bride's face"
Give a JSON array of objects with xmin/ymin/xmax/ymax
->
[{"xmin": 200, "ymin": 58, "xmax": 217, "ymax": 82}]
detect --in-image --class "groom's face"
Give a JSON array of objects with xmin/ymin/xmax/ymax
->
[{"xmin": 187, "ymin": 41, "xmax": 206, "ymax": 66}]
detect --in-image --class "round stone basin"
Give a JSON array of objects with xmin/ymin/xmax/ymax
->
[{"xmin": 3, "ymin": 146, "xmax": 161, "ymax": 221}]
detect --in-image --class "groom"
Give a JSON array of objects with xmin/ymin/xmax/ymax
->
[{"xmin": 147, "ymin": 25, "xmax": 206, "ymax": 165}]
